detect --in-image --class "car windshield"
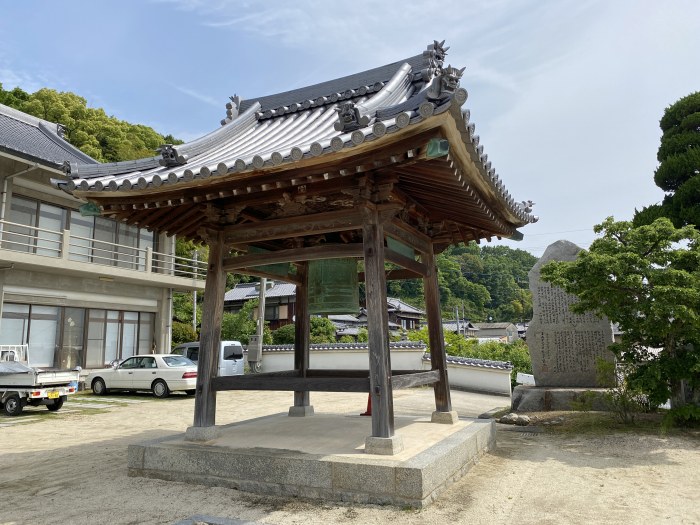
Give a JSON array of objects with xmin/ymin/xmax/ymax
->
[{"xmin": 162, "ymin": 355, "xmax": 194, "ymax": 367}]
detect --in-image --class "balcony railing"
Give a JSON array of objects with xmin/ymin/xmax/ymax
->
[{"xmin": 0, "ymin": 219, "xmax": 207, "ymax": 280}]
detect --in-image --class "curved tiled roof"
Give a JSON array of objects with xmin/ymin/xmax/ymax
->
[
  {"xmin": 53, "ymin": 41, "xmax": 538, "ymax": 229},
  {"xmin": 0, "ymin": 103, "xmax": 98, "ymax": 168},
  {"xmin": 422, "ymin": 353, "xmax": 513, "ymax": 370}
]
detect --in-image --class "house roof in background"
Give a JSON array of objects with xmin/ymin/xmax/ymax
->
[
  {"xmin": 0, "ymin": 103, "xmax": 98, "ymax": 168},
  {"xmin": 474, "ymin": 322, "xmax": 516, "ymax": 330},
  {"xmin": 387, "ymin": 297, "xmax": 424, "ymax": 315}
]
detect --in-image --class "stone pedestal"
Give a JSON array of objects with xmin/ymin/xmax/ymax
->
[
  {"xmin": 185, "ymin": 425, "xmax": 223, "ymax": 442},
  {"xmin": 288, "ymin": 405, "xmax": 315, "ymax": 417},
  {"xmin": 431, "ymin": 410, "xmax": 459, "ymax": 424},
  {"xmin": 511, "ymin": 385, "xmax": 609, "ymax": 412}
]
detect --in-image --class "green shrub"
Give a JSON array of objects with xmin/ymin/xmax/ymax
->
[{"xmin": 272, "ymin": 323, "xmax": 296, "ymax": 344}]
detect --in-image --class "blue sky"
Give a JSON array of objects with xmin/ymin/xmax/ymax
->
[{"xmin": 1, "ymin": 0, "xmax": 699, "ymax": 256}]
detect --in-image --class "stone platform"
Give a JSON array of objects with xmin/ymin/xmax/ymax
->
[
  {"xmin": 511, "ymin": 385, "xmax": 609, "ymax": 412},
  {"xmin": 128, "ymin": 412, "xmax": 495, "ymax": 507}
]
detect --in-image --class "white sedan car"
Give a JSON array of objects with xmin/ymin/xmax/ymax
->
[{"xmin": 87, "ymin": 354, "xmax": 197, "ymax": 398}]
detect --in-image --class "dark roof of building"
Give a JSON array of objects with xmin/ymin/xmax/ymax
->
[
  {"xmin": 423, "ymin": 353, "xmax": 513, "ymax": 370},
  {"xmin": 387, "ymin": 297, "xmax": 425, "ymax": 315},
  {"xmin": 224, "ymin": 281, "xmax": 296, "ymax": 302},
  {"xmin": 473, "ymin": 322, "xmax": 516, "ymax": 330},
  {"xmin": 53, "ymin": 41, "xmax": 537, "ymax": 236},
  {"xmin": 259, "ymin": 341, "xmax": 426, "ymax": 352},
  {"xmin": 0, "ymin": 103, "xmax": 98, "ymax": 168}
]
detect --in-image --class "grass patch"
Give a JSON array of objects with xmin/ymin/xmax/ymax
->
[{"xmin": 536, "ymin": 411, "xmax": 698, "ymax": 438}]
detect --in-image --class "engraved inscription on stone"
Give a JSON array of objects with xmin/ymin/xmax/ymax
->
[{"xmin": 527, "ymin": 240, "xmax": 614, "ymax": 387}]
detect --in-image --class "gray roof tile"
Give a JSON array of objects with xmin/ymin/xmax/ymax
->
[{"xmin": 0, "ymin": 103, "xmax": 98, "ymax": 167}]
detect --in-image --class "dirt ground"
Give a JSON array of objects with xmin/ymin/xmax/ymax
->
[{"xmin": 0, "ymin": 389, "xmax": 698, "ymax": 525}]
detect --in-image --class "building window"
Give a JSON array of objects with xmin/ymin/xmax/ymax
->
[
  {"xmin": 1, "ymin": 303, "xmax": 155, "ymax": 368},
  {"xmin": 3, "ymin": 195, "xmax": 156, "ymax": 264}
]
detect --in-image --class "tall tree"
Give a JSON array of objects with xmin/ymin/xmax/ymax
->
[
  {"xmin": 540, "ymin": 217, "xmax": 700, "ymax": 423},
  {"xmin": 635, "ymin": 92, "xmax": 700, "ymax": 229}
]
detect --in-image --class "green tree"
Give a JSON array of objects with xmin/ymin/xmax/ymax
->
[
  {"xmin": 540, "ymin": 217, "xmax": 700, "ymax": 423},
  {"xmin": 635, "ymin": 92, "xmax": 700, "ymax": 229},
  {"xmin": 310, "ymin": 316, "xmax": 337, "ymax": 343}
]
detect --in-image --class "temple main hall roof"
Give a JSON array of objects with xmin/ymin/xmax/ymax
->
[{"xmin": 54, "ymin": 41, "xmax": 537, "ymax": 245}]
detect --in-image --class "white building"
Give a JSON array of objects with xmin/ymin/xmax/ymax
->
[{"xmin": 0, "ymin": 103, "xmax": 204, "ymax": 369}]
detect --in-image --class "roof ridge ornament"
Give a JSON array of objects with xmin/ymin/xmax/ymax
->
[
  {"xmin": 221, "ymin": 94, "xmax": 241, "ymax": 126},
  {"xmin": 427, "ymin": 64, "xmax": 466, "ymax": 101},
  {"xmin": 334, "ymin": 101, "xmax": 371, "ymax": 132},
  {"xmin": 159, "ymin": 144, "xmax": 188, "ymax": 167}
]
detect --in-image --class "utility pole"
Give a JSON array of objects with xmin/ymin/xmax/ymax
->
[{"xmin": 192, "ymin": 250, "xmax": 198, "ymax": 334}]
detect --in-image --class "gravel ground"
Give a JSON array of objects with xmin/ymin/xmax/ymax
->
[{"xmin": 0, "ymin": 389, "xmax": 698, "ymax": 525}]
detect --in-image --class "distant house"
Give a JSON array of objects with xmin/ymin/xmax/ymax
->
[
  {"xmin": 442, "ymin": 320, "xmax": 479, "ymax": 338},
  {"xmin": 225, "ymin": 283, "xmax": 424, "ymax": 337},
  {"xmin": 473, "ymin": 322, "xmax": 518, "ymax": 343},
  {"xmin": 386, "ymin": 297, "xmax": 424, "ymax": 331},
  {"xmin": 223, "ymin": 281, "xmax": 296, "ymax": 330}
]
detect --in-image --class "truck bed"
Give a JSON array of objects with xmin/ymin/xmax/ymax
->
[{"xmin": 0, "ymin": 362, "xmax": 79, "ymax": 388}]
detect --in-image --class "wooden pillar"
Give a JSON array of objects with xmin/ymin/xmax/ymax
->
[
  {"xmin": 291, "ymin": 261, "xmax": 312, "ymax": 412},
  {"xmin": 193, "ymin": 231, "xmax": 227, "ymax": 428},
  {"xmin": 423, "ymin": 243, "xmax": 453, "ymax": 413},
  {"xmin": 363, "ymin": 209, "xmax": 394, "ymax": 438}
]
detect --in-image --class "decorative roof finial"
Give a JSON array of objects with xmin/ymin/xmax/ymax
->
[
  {"xmin": 159, "ymin": 144, "xmax": 188, "ymax": 167},
  {"xmin": 426, "ymin": 65, "xmax": 466, "ymax": 101},
  {"xmin": 334, "ymin": 101, "xmax": 370, "ymax": 132},
  {"xmin": 221, "ymin": 94, "xmax": 241, "ymax": 126}
]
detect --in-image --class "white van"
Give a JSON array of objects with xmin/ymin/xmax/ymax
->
[{"xmin": 171, "ymin": 340, "xmax": 245, "ymax": 377}]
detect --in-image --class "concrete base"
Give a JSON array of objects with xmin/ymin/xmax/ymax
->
[
  {"xmin": 128, "ymin": 412, "xmax": 495, "ymax": 508},
  {"xmin": 365, "ymin": 435, "xmax": 405, "ymax": 455},
  {"xmin": 185, "ymin": 425, "xmax": 223, "ymax": 442},
  {"xmin": 512, "ymin": 385, "xmax": 609, "ymax": 412},
  {"xmin": 431, "ymin": 410, "xmax": 459, "ymax": 424},
  {"xmin": 288, "ymin": 405, "xmax": 315, "ymax": 417}
]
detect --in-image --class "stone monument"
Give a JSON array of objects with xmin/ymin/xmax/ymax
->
[{"xmin": 527, "ymin": 240, "xmax": 614, "ymax": 387}]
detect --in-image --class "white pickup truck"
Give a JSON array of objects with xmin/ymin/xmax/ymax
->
[{"xmin": 0, "ymin": 346, "xmax": 80, "ymax": 416}]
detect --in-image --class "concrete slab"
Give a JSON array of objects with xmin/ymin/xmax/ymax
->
[{"xmin": 128, "ymin": 411, "xmax": 495, "ymax": 508}]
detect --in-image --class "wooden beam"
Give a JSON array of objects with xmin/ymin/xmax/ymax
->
[
  {"xmin": 363, "ymin": 207, "xmax": 395, "ymax": 438},
  {"xmin": 222, "ymin": 243, "xmax": 363, "ymax": 271},
  {"xmin": 423, "ymin": 243, "xmax": 452, "ymax": 413},
  {"xmin": 192, "ymin": 230, "xmax": 227, "ymax": 428},
  {"xmin": 358, "ymin": 268, "xmax": 423, "ymax": 282},
  {"xmin": 212, "ymin": 375, "xmax": 370, "ymax": 392},
  {"xmin": 392, "ymin": 370, "xmax": 440, "ymax": 390},
  {"xmin": 384, "ymin": 248, "xmax": 428, "ymax": 277},
  {"xmin": 294, "ymin": 262, "xmax": 311, "ymax": 408},
  {"xmin": 234, "ymin": 267, "xmax": 301, "ymax": 285},
  {"xmin": 385, "ymin": 218, "xmax": 433, "ymax": 255},
  {"xmin": 223, "ymin": 209, "xmax": 365, "ymax": 244}
]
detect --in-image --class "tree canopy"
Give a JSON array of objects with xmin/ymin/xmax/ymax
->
[
  {"xmin": 0, "ymin": 83, "xmax": 181, "ymax": 162},
  {"xmin": 540, "ymin": 217, "xmax": 700, "ymax": 421},
  {"xmin": 389, "ymin": 243, "xmax": 536, "ymax": 322},
  {"xmin": 635, "ymin": 91, "xmax": 700, "ymax": 229}
]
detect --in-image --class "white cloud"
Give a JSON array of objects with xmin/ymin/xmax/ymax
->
[{"xmin": 172, "ymin": 85, "xmax": 222, "ymax": 107}]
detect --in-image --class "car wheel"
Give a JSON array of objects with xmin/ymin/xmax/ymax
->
[
  {"xmin": 47, "ymin": 396, "xmax": 65, "ymax": 412},
  {"xmin": 92, "ymin": 377, "xmax": 109, "ymax": 396},
  {"xmin": 152, "ymin": 379, "xmax": 170, "ymax": 398},
  {"xmin": 3, "ymin": 395, "xmax": 23, "ymax": 416},
  {"xmin": 185, "ymin": 389, "xmax": 196, "ymax": 396}
]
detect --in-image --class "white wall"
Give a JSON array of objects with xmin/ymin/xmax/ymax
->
[{"xmin": 252, "ymin": 348, "xmax": 512, "ymax": 395}]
